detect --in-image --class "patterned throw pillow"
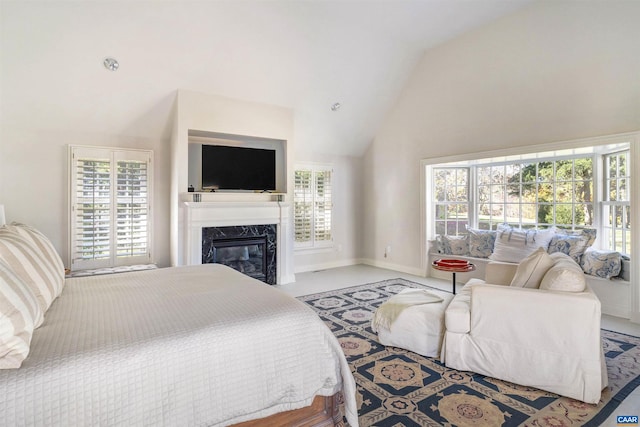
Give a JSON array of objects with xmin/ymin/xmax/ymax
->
[
  {"xmin": 467, "ymin": 228, "xmax": 496, "ymax": 258},
  {"xmin": 439, "ymin": 235, "xmax": 468, "ymax": 255},
  {"xmin": 547, "ymin": 229, "xmax": 596, "ymax": 264},
  {"xmin": 580, "ymin": 249, "xmax": 622, "ymax": 279}
]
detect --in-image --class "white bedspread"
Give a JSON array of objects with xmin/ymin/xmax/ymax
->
[{"xmin": 0, "ymin": 264, "xmax": 358, "ymax": 426}]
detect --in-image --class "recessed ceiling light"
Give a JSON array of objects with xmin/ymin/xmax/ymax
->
[
  {"xmin": 331, "ymin": 102, "xmax": 342, "ymax": 111},
  {"xmin": 103, "ymin": 57, "xmax": 119, "ymax": 71}
]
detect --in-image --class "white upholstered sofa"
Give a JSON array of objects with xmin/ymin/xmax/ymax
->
[{"xmin": 441, "ymin": 250, "xmax": 608, "ymax": 404}]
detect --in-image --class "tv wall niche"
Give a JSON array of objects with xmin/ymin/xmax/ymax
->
[{"xmin": 188, "ymin": 130, "xmax": 286, "ymax": 193}]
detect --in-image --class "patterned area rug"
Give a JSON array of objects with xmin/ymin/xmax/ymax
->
[{"xmin": 298, "ymin": 278, "xmax": 640, "ymax": 427}]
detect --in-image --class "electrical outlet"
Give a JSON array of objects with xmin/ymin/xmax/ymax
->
[{"xmin": 384, "ymin": 245, "xmax": 392, "ymax": 258}]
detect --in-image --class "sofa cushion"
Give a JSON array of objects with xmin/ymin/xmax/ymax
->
[
  {"xmin": 580, "ymin": 249, "xmax": 622, "ymax": 279},
  {"xmin": 467, "ymin": 228, "xmax": 496, "ymax": 258},
  {"xmin": 490, "ymin": 225, "xmax": 556, "ymax": 263},
  {"xmin": 540, "ymin": 252, "xmax": 586, "ymax": 292},
  {"xmin": 444, "ymin": 280, "xmax": 479, "ymax": 334},
  {"xmin": 510, "ymin": 247, "xmax": 555, "ymax": 289}
]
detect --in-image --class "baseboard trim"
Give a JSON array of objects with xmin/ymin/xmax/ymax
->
[
  {"xmin": 360, "ymin": 258, "xmax": 426, "ymax": 278},
  {"xmin": 294, "ymin": 258, "xmax": 362, "ymax": 274}
]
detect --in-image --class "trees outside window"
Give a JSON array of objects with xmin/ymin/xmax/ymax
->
[{"xmin": 430, "ymin": 147, "xmax": 630, "ymax": 256}]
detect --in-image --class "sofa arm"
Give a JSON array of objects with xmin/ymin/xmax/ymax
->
[
  {"xmin": 484, "ymin": 261, "xmax": 518, "ymax": 286},
  {"xmin": 470, "ymin": 284, "xmax": 602, "ymax": 356}
]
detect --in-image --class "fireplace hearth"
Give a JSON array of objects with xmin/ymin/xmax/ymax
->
[{"xmin": 202, "ymin": 225, "xmax": 277, "ymax": 285}]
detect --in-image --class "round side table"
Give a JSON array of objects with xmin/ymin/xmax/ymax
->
[{"xmin": 432, "ymin": 260, "xmax": 475, "ymax": 295}]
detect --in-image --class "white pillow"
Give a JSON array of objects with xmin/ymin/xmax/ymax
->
[
  {"xmin": 0, "ymin": 259, "xmax": 43, "ymax": 368},
  {"xmin": 7, "ymin": 222, "xmax": 65, "ymax": 298},
  {"xmin": 490, "ymin": 225, "xmax": 556, "ymax": 263},
  {"xmin": 0, "ymin": 228, "xmax": 60, "ymax": 323},
  {"xmin": 510, "ymin": 247, "xmax": 555, "ymax": 289},
  {"xmin": 540, "ymin": 252, "xmax": 586, "ymax": 292}
]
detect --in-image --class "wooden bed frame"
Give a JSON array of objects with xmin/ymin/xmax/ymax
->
[{"xmin": 233, "ymin": 393, "xmax": 344, "ymax": 427}]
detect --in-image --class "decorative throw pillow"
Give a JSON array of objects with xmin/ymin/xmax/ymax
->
[
  {"xmin": 580, "ymin": 249, "xmax": 622, "ymax": 279},
  {"xmin": 0, "ymin": 228, "xmax": 59, "ymax": 324},
  {"xmin": 466, "ymin": 228, "xmax": 496, "ymax": 258},
  {"xmin": 510, "ymin": 247, "xmax": 555, "ymax": 289},
  {"xmin": 540, "ymin": 252, "xmax": 586, "ymax": 292},
  {"xmin": 0, "ymin": 258, "xmax": 43, "ymax": 368},
  {"xmin": 7, "ymin": 222, "xmax": 65, "ymax": 298},
  {"xmin": 547, "ymin": 228, "xmax": 596, "ymax": 264},
  {"xmin": 440, "ymin": 235, "xmax": 468, "ymax": 255},
  {"xmin": 490, "ymin": 225, "xmax": 557, "ymax": 263}
]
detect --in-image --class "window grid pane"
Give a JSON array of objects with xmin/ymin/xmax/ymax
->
[
  {"xmin": 433, "ymin": 167, "xmax": 468, "ymax": 235},
  {"xmin": 603, "ymin": 151, "xmax": 631, "ymax": 254}
]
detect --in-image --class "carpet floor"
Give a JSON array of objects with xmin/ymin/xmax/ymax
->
[{"xmin": 298, "ymin": 278, "xmax": 640, "ymax": 427}]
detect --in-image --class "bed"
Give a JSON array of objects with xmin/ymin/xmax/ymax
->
[{"xmin": 0, "ymin": 222, "xmax": 358, "ymax": 426}]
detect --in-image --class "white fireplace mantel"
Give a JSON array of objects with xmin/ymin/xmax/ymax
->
[{"xmin": 181, "ymin": 201, "xmax": 295, "ymax": 284}]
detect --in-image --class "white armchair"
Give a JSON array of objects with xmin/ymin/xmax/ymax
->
[{"xmin": 441, "ymin": 259, "xmax": 608, "ymax": 404}]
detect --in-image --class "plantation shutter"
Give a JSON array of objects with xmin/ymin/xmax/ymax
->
[
  {"xmin": 294, "ymin": 164, "xmax": 333, "ymax": 249},
  {"xmin": 294, "ymin": 170, "xmax": 313, "ymax": 245},
  {"xmin": 73, "ymin": 154, "xmax": 112, "ymax": 264},
  {"xmin": 115, "ymin": 155, "xmax": 149, "ymax": 259},
  {"xmin": 70, "ymin": 146, "xmax": 153, "ymax": 270},
  {"xmin": 314, "ymin": 170, "xmax": 332, "ymax": 242}
]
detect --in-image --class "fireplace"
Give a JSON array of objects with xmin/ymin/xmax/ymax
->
[{"xmin": 202, "ymin": 225, "xmax": 277, "ymax": 285}]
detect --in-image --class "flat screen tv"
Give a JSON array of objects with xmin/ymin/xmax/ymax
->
[{"xmin": 201, "ymin": 145, "xmax": 276, "ymax": 191}]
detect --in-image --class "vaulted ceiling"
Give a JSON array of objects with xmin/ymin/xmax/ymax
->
[{"xmin": 1, "ymin": 0, "xmax": 531, "ymax": 157}]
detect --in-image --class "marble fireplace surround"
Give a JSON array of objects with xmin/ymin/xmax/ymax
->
[
  {"xmin": 202, "ymin": 225, "xmax": 277, "ymax": 285},
  {"xmin": 182, "ymin": 201, "xmax": 293, "ymax": 284}
]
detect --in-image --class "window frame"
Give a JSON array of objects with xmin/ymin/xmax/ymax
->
[
  {"xmin": 602, "ymin": 150, "xmax": 631, "ymax": 255},
  {"xmin": 293, "ymin": 163, "xmax": 334, "ymax": 251},
  {"xmin": 69, "ymin": 145, "xmax": 153, "ymax": 270},
  {"xmin": 424, "ymin": 137, "xmax": 633, "ymax": 258}
]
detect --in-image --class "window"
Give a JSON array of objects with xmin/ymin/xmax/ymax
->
[
  {"xmin": 294, "ymin": 164, "xmax": 333, "ymax": 249},
  {"xmin": 433, "ymin": 168, "xmax": 469, "ymax": 235},
  {"xmin": 603, "ymin": 151, "xmax": 631, "ymax": 254},
  {"xmin": 475, "ymin": 158, "xmax": 593, "ymax": 230},
  {"xmin": 428, "ymin": 143, "xmax": 631, "ymax": 255},
  {"xmin": 69, "ymin": 146, "xmax": 153, "ymax": 270}
]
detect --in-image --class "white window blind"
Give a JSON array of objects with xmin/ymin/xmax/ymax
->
[
  {"xmin": 70, "ymin": 146, "xmax": 153, "ymax": 270},
  {"xmin": 294, "ymin": 164, "xmax": 333, "ymax": 249},
  {"xmin": 314, "ymin": 170, "xmax": 332, "ymax": 242}
]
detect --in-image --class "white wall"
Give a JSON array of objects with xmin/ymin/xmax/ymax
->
[
  {"xmin": 363, "ymin": 2, "xmax": 640, "ymax": 311},
  {"xmin": 0, "ymin": 128, "xmax": 172, "ymax": 269},
  {"xmin": 170, "ymin": 90, "xmax": 295, "ymax": 270},
  {"xmin": 293, "ymin": 153, "xmax": 363, "ymax": 273}
]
